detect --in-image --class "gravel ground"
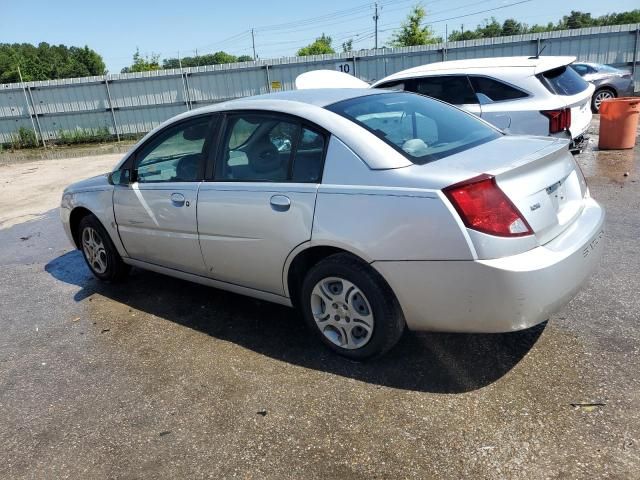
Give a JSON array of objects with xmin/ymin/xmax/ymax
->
[{"xmin": 0, "ymin": 119, "xmax": 638, "ymax": 479}]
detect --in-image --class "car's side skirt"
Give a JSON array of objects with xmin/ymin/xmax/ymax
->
[{"xmin": 123, "ymin": 258, "xmax": 294, "ymax": 307}]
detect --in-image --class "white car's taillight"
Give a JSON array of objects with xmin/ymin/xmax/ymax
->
[
  {"xmin": 541, "ymin": 108, "xmax": 571, "ymax": 134},
  {"xmin": 443, "ymin": 174, "xmax": 533, "ymax": 237}
]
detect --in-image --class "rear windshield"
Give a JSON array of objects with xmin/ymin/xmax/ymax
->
[
  {"xmin": 326, "ymin": 92, "xmax": 501, "ymax": 165},
  {"xmin": 538, "ymin": 65, "xmax": 589, "ymax": 96}
]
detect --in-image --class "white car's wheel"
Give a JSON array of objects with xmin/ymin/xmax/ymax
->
[{"xmin": 300, "ymin": 253, "xmax": 405, "ymax": 359}]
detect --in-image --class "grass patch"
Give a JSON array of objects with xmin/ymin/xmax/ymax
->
[{"xmin": 57, "ymin": 126, "xmax": 111, "ymax": 145}]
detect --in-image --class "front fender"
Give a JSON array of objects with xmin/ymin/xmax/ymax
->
[{"xmin": 62, "ymin": 189, "xmax": 128, "ymax": 258}]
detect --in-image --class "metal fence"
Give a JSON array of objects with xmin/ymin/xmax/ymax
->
[{"xmin": 1, "ymin": 23, "xmax": 639, "ymax": 145}]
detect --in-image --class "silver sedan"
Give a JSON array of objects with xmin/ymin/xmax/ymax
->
[{"xmin": 60, "ymin": 89, "xmax": 605, "ymax": 359}]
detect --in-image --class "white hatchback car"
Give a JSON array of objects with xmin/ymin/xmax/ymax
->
[
  {"xmin": 60, "ymin": 89, "xmax": 605, "ymax": 359},
  {"xmin": 372, "ymin": 56, "xmax": 595, "ymax": 149}
]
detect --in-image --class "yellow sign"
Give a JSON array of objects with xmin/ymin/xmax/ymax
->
[{"xmin": 271, "ymin": 81, "xmax": 282, "ymax": 90}]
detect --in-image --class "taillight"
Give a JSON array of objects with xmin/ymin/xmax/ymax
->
[
  {"xmin": 443, "ymin": 174, "xmax": 533, "ymax": 237},
  {"xmin": 541, "ymin": 108, "xmax": 571, "ymax": 134}
]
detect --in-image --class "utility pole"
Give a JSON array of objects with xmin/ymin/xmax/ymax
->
[
  {"xmin": 373, "ymin": 3, "xmax": 379, "ymax": 50},
  {"xmin": 461, "ymin": 24, "xmax": 464, "ymax": 35},
  {"xmin": 251, "ymin": 29, "xmax": 257, "ymax": 59}
]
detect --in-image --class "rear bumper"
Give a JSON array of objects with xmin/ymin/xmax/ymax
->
[{"xmin": 373, "ymin": 197, "xmax": 605, "ymax": 333}]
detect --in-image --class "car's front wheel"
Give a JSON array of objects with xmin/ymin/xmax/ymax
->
[
  {"xmin": 592, "ymin": 88, "xmax": 616, "ymax": 113},
  {"xmin": 300, "ymin": 253, "xmax": 405, "ymax": 359},
  {"xmin": 78, "ymin": 214, "xmax": 130, "ymax": 282}
]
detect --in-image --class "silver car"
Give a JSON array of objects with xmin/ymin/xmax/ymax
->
[
  {"xmin": 570, "ymin": 62, "xmax": 636, "ymax": 112},
  {"xmin": 60, "ymin": 89, "xmax": 605, "ymax": 359}
]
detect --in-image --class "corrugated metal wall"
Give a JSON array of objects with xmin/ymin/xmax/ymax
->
[{"xmin": 1, "ymin": 23, "xmax": 638, "ymax": 145}]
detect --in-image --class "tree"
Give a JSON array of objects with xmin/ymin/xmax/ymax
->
[
  {"xmin": 600, "ymin": 9, "xmax": 640, "ymax": 25},
  {"xmin": 476, "ymin": 17, "xmax": 502, "ymax": 38},
  {"xmin": 342, "ymin": 39, "xmax": 354, "ymax": 52},
  {"xmin": 447, "ymin": 8, "xmax": 640, "ymax": 41},
  {"xmin": 0, "ymin": 42, "xmax": 106, "ymax": 83},
  {"xmin": 297, "ymin": 34, "xmax": 335, "ymax": 56},
  {"xmin": 448, "ymin": 29, "xmax": 482, "ymax": 41},
  {"xmin": 121, "ymin": 48, "xmax": 160, "ymax": 73},
  {"xmin": 162, "ymin": 51, "xmax": 251, "ymax": 69},
  {"xmin": 501, "ymin": 19, "xmax": 525, "ymax": 36},
  {"xmin": 560, "ymin": 11, "xmax": 595, "ymax": 29},
  {"xmin": 389, "ymin": 5, "xmax": 439, "ymax": 47}
]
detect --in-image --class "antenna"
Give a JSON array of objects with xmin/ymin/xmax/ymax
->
[{"xmin": 530, "ymin": 42, "xmax": 548, "ymax": 59}]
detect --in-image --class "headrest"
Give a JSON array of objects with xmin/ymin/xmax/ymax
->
[
  {"xmin": 249, "ymin": 140, "xmax": 280, "ymax": 173},
  {"xmin": 183, "ymin": 123, "xmax": 208, "ymax": 141}
]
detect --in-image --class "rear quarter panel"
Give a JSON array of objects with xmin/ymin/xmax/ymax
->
[
  {"xmin": 312, "ymin": 137, "xmax": 473, "ymax": 261},
  {"xmin": 312, "ymin": 188, "xmax": 473, "ymax": 261}
]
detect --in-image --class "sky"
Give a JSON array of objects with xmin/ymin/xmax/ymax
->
[{"xmin": 1, "ymin": 0, "xmax": 638, "ymax": 73}]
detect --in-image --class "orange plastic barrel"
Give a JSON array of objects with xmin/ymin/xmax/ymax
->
[{"xmin": 598, "ymin": 97, "xmax": 640, "ymax": 150}]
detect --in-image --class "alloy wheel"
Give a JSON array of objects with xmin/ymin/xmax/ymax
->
[
  {"xmin": 82, "ymin": 226, "xmax": 108, "ymax": 274},
  {"xmin": 310, "ymin": 276, "xmax": 375, "ymax": 349},
  {"xmin": 594, "ymin": 90, "xmax": 614, "ymax": 111}
]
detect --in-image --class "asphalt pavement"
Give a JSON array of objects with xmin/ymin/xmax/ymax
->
[{"xmin": 0, "ymin": 122, "xmax": 638, "ymax": 479}]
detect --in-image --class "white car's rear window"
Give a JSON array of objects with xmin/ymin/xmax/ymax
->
[
  {"xmin": 538, "ymin": 65, "xmax": 589, "ymax": 96},
  {"xmin": 327, "ymin": 92, "xmax": 501, "ymax": 164}
]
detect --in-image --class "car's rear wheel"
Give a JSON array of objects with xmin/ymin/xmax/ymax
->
[
  {"xmin": 300, "ymin": 253, "xmax": 405, "ymax": 359},
  {"xmin": 78, "ymin": 214, "xmax": 129, "ymax": 282},
  {"xmin": 592, "ymin": 88, "xmax": 615, "ymax": 113}
]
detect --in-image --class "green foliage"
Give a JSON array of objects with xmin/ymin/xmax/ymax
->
[
  {"xmin": 10, "ymin": 127, "xmax": 38, "ymax": 148},
  {"xmin": 0, "ymin": 43, "xmax": 106, "ymax": 83},
  {"xmin": 121, "ymin": 48, "xmax": 161, "ymax": 73},
  {"xmin": 389, "ymin": 5, "xmax": 440, "ymax": 47},
  {"xmin": 297, "ymin": 34, "xmax": 335, "ymax": 56},
  {"xmin": 342, "ymin": 39, "xmax": 354, "ymax": 53},
  {"xmin": 448, "ymin": 9, "xmax": 640, "ymax": 41},
  {"xmin": 57, "ymin": 126, "xmax": 111, "ymax": 145},
  {"xmin": 162, "ymin": 51, "xmax": 252, "ymax": 69}
]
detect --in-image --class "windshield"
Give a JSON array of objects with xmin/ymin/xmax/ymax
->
[{"xmin": 327, "ymin": 92, "xmax": 501, "ymax": 164}]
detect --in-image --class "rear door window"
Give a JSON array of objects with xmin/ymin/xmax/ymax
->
[
  {"xmin": 538, "ymin": 66, "xmax": 589, "ymax": 96},
  {"xmin": 409, "ymin": 76, "xmax": 478, "ymax": 105},
  {"xmin": 469, "ymin": 76, "xmax": 528, "ymax": 102},
  {"xmin": 214, "ymin": 114, "xmax": 326, "ymax": 183}
]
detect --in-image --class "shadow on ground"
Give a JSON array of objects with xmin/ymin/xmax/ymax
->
[{"xmin": 46, "ymin": 250, "xmax": 545, "ymax": 394}]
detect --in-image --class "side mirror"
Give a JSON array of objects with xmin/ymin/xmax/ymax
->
[{"xmin": 108, "ymin": 169, "xmax": 132, "ymax": 186}]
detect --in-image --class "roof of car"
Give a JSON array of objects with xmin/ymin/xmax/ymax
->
[
  {"xmin": 373, "ymin": 56, "xmax": 577, "ymax": 84},
  {"xmin": 214, "ymin": 88, "xmax": 385, "ymax": 109},
  {"xmin": 116, "ymin": 88, "xmax": 415, "ymax": 172}
]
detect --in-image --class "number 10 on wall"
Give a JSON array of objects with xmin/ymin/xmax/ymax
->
[{"xmin": 336, "ymin": 63, "xmax": 354, "ymax": 75}]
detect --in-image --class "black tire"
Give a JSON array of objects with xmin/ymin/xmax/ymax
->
[
  {"xmin": 300, "ymin": 253, "xmax": 405, "ymax": 360},
  {"xmin": 78, "ymin": 214, "xmax": 130, "ymax": 282},
  {"xmin": 591, "ymin": 88, "xmax": 616, "ymax": 113}
]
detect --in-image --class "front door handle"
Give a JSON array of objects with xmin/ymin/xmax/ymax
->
[
  {"xmin": 170, "ymin": 192, "xmax": 186, "ymax": 207},
  {"xmin": 270, "ymin": 194, "xmax": 291, "ymax": 212}
]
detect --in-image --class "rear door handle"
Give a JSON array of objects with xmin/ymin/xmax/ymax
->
[
  {"xmin": 170, "ymin": 192, "xmax": 186, "ymax": 206},
  {"xmin": 270, "ymin": 194, "xmax": 291, "ymax": 212}
]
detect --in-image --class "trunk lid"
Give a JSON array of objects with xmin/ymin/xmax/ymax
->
[{"xmin": 435, "ymin": 135, "xmax": 588, "ymax": 247}]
